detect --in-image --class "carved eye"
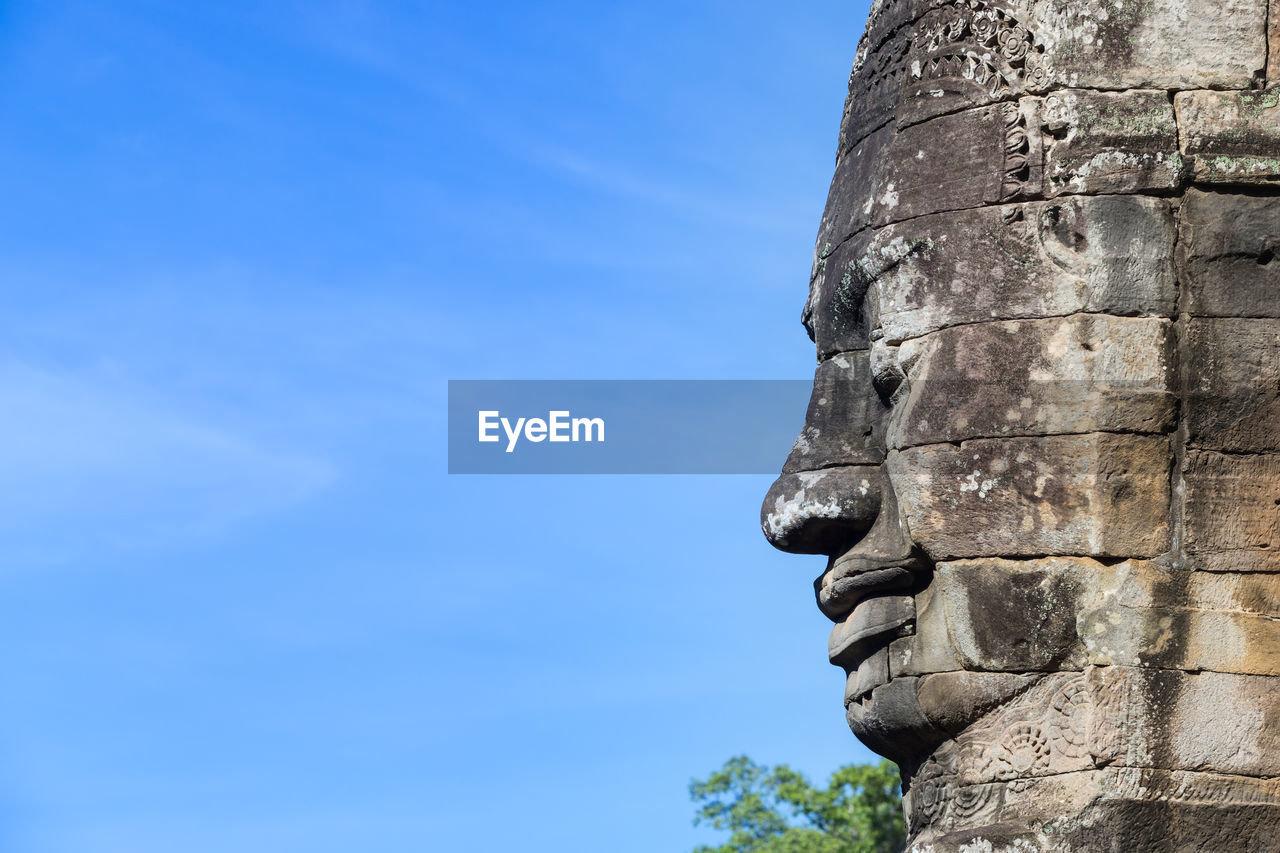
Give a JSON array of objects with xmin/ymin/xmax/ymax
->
[{"xmin": 801, "ymin": 291, "xmax": 818, "ymax": 344}]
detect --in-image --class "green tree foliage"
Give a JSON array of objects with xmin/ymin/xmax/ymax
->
[{"xmin": 689, "ymin": 756, "xmax": 906, "ymax": 853}]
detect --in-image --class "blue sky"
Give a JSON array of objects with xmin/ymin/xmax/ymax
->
[{"xmin": 0, "ymin": 2, "xmax": 877, "ymax": 851}]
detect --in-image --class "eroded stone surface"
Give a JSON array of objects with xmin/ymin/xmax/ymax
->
[
  {"xmin": 839, "ymin": 0, "xmax": 1268, "ymax": 154},
  {"xmin": 886, "ymin": 315, "xmax": 1175, "ymax": 448},
  {"xmin": 783, "ymin": 353, "xmax": 886, "ymax": 472},
  {"xmin": 1271, "ymin": 5, "xmax": 1280, "ymax": 86},
  {"xmin": 1185, "ymin": 319, "xmax": 1280, "ymax": 453},
  {"xmin": 1088, "ymin": 666, "xmax": 1280, "ymax": 777},
  {"xmin": 1179, "ymin": 190, "xmax": 1280, "ymax": 318},
  {"xmin": 805, "ymin": 231, "xmax": 873, "ymax": 358},
  {"xmin": 858, "ymin": 195, "xmax": 1177, "ymax": 344},
  {"xmin": 824, "ymin": 85, "xmax": 1189, "ymax": 243},
  {"xmin": 1029, "ymin": 0, "xmax": 1267, "ymax": 92},
  {"xmin": 1178, "ymin": 87, "xmax": 1280, "ymax": 184},
  {"xmin": 815, "ymin": 126, "xmax": 890, "ymax": 262},
  {"xmin": 1184, "ymin": 450, "xmax": 1280, "ymax": 572},
  {"xmin": 764, "ymin": 0, "xmax": 1280, "ymax": 848},
  {"xmin": 886, "ymin": 558, "xmax": 1280, "ymax": 679},
  {"xmin": 890, "ymin": 434, "xmax": 1171, "ymax": 560},
  {"xmin": 1042, "ymin": 89, "xmax": 1183, "ymax": 197},
  {"xmin": 870, "ymin": 102, "xmax": 1038, "ymax": 227},
  {"xmin": 761, "ymin": 466, "xmax": 882, "ymax": 555},
  {"xmin": 905, "ymin": 766, "xmax": 1280, "ymax": 851}
]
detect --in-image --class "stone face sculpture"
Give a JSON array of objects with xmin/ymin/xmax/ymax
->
[{"xmin": 761, "ymin": 2, "xmax": 1280, "ymax": 850}]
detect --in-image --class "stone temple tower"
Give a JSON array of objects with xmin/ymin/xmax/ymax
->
[{"xmin": 762, "ymin": 1, "xmax": 1280, "ymax": 850}]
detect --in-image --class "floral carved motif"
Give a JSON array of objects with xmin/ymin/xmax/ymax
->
[{"xmin": 914, "ymin": 0, "xmax": 1052, "ymax": 96}]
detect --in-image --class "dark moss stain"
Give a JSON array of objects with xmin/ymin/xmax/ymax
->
[
  {"xmin": 964, "ymin": 566, "xmax": 1081, "ymax": 669},
  {"xmin": 1128, "ymin": 568, "xmax": 1193, "ymax": 771},
  {"xmin": 1088, "ymin": 0, "xmax": 1149, "ymax": 71},
  {"xmin": 1134, "ymin": 667, "xmax": 1185, "ymax": 773}
]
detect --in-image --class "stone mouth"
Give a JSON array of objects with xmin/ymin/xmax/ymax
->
[
  {"xmin": 817, "ymin": 547, "xmax": 927, "ymax": 620},
  {"xmin": 829, "ymin": 595, "xmax": 915, "ymax": 669},
  {"xmin": 821, "ymin": 546, "xmax": 932, "ymax": 702}
]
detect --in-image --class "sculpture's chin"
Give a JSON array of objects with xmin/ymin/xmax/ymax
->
[
  {"xmin": 845, "ymin": 676, "xmax": 946, "ymax": 767},
  {"xmin": 845, "ymin": 671, "xmax": 1043, "ymax": 768}
]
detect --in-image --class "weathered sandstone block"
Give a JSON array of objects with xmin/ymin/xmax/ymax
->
[
  {"xmin": 1271, "ymin": 5, "xmax": 1280, "ymax": 85},
  {"xmin": 889, "ymin": 434, "xmax": 1171, "ymax": 560},
  {"xmin": 815, "ymin": 126, "xmax": 890, "ymax": 261},
  {"xmin": 933, "ymin": 560, "xmax": 1088, "ymax": 672},
  {"xmin": 855, "ymin": 195, "xmax": 1176, "ymax": 344},
  {"xmin": 887, "ymin": 315, "xmax": 1175, "ymax": 448},
  {"xmin": 1178, "ymin": 190, "xmax": 1280, "ymax": 318},
  {"xmin": 1177, "ymin": 87, "xmax": 1280, "ymax": 184},
  {"xmin": 907, "ymin": 664, "xmax": 1280, "ymax": 793},
  {"xmin": 1184, "ymin": 450, "xmax": 1280, "ymax": 572},
  {"xmin": 897, "ymin": 664, "xmax": 1280, "ymax": 832},
  {"xmin": 821, "ymin": 87, "xmax": 1191, "ymax": 252},
  {"xmin": 871, "ymin": 102, "xmax": 1040, "ymax": 226},
  {"xmin": 903, "ymin": 766, "xmax": 1280, "ymax": 851},
  {"xmin": 1033, "ymin": 0, "xmax": 1266, "ymax": 90},
  {"xmin": 1041, "ymin": 89, "xmax": 1183, "ymax": 197},
  {"xmin": 1088, "ymin": 568, "xmax": 1280, "ymax": 676},
  {"xmin": 1088, "ymin": 666, "xmax": 1280, "ymax": 777},
  {"xmin": 1185, "ymin": 319, "xmax": 1280, "ymax": 453},
  {"xmin": 891, "ymin": 558, "xmax": 1280, "ymax": 680},
  {"xmin": 1081, "ymin": 601, "xmax": 1280, "ymax": 677},
  {"xmin": 837, "ymin": 0, "xmax": 1268, "ymax": 152}
]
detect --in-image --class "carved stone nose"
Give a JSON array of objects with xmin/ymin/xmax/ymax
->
[
  {"xmin": 760, "ymin": 465, "xmax": 882, "ymax": 554},
  {"xmin": 762, "ymin": 352, "xmax": 888, "ymax": 554}
]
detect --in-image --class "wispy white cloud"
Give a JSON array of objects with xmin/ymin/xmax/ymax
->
[
  {"xmin": 280, "ymin": 3, "xmax": 801, "ymax": 233},
  {"xmin": 519, "ymin": 142, "xmax": 798, "ymax": 232},
  {"xmin": 0, "ymin": 360, "xmax": 336, "ymax": 564}
]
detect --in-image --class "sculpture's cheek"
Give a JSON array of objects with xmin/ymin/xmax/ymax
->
[{"xmin": 887, "ymin": 435, "xmax": 1171, "ymax": 563}]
